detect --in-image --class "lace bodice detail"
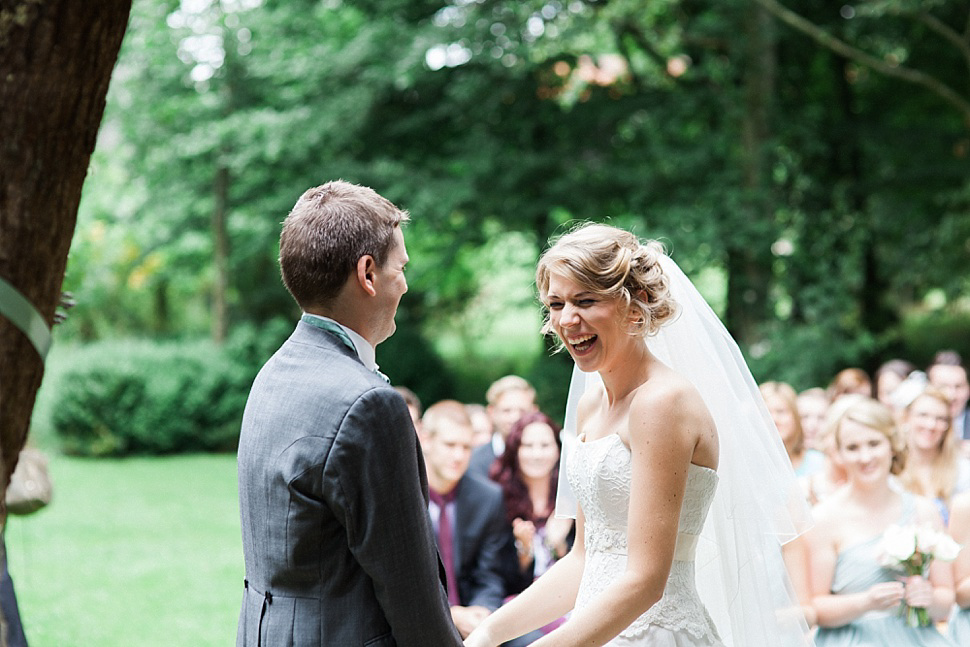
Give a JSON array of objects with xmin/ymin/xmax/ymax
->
[{"xmin": 568, "ymin": 433, "xmax": 721, "ymax": 642}]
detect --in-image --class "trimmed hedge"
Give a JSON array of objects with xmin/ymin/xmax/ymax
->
[{"xmin": 51, "ymin": 324, "xmax": 289, "ymax": 456}]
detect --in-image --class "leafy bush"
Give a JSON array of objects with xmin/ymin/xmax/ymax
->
[{"xmin": 51, "ymin": 328, "xmax": 286, "ymax": 456}]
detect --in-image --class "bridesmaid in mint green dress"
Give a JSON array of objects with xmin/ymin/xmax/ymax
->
[
  {"xmin": 948, "ymin": 492, "xmax": 970, "ymax": 645},
  {"xmin": 805, "ymin": 396, "xmax": 956, "ymax": 647}
]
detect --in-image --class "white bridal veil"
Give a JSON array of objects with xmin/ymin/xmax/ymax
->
[{"xmin": 556, "ymin": 253, "xmax": 815, "ymax": 647}]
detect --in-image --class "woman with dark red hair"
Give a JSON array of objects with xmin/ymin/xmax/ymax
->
[{"xmin": 490, "ymin": 411, "xmax": 574, "ymax": 601}]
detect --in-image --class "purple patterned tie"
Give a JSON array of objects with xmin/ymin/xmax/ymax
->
[{"xmin": 429, "ymin": 486, "xmax": 460, "ymax": 605}]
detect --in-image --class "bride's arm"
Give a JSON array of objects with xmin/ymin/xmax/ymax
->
[
  {"xmin": 464, "ymin": 510, "xmax": 587, "ymax": 647},
  {"xmin": 522, "ymin": 382, "xmax": 698, "ymax": 647}
]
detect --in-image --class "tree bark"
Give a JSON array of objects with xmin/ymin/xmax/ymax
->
[
  {"xmin": 725, "ymin": 0, "xmax": 776, "ymax": 345},
  {"xmin": 212, "ymin": 164, "xmax": 230, "ymax": 344},
  {"xmin": 754, "ymin": 0, "xmax": 970, "ymax": 125},
  {"xmin": 0, "ymin": 0, "xmax": 132, "ymax": 497}
]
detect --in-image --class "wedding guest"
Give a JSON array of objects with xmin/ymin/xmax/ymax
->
[
  {"xmin": 875, "ymin": 358, "xmax": 916, "ymax": 409},
  {"xmin": 927, "ymin": 351, "xmax": 970, "ymax": 442},
  {"xmin": 761, "ymin": 381, "xmax": 825, "ymax": 479},
  {"xmin": 828, "ymin": 368, "xmax": 873, "ymax": 401},
  {"xmin": 801, "ymin": 395, "xmax": 854, "ymax": 506},
  {"xmin": 394, "ymin": 385, "xmax": 423, "ymax": 433},
  {"xmin": 806, "ymin": 396, "xmax": 955, "ymax": 646},
  {"xmin": 898, "ymin": 385, "xmax": 970, "ymax": 524},
  {"xmin": 489, "ymin": 412, "xmax": 574, "ymax": 597},
  {"xmin": 797, "ymin": 387, "xmax": 829, "ymax": 451},
  {"xmin": 419, "ymin": 400, "xmax": 511, "ymax": 639},
  {"xmin": 947, "ymin": 491, "xmax": 970, "ymax": 644},
  {"xmin": 467, "ymin": 376, "xmax": 538, "ymax": 480},
  {"xmin": 467, "ymin": 404, "xmax": 493, "ymax": 449}
]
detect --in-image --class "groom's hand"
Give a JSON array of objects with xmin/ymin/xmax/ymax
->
[{"xmin": 451, "ymin": 605, "xmax": 491, "ymax": 638}]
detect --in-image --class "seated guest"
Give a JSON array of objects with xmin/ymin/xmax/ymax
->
[
  {"xmin": 927, "ymin": 351, "xmax": 970, "ymax": 446},
  {"xmin": 875, "ymin": 358, "xmax": 917, "ymax": 409},
  {"xmin": 797, "ymin": 387, "xmax": 829, "ymax": 451},
  {"xmin": 805, "ymin": 396, "xmax": 955, "ymax": 646},
  {"xmin": 948, "ymin": 491, "xmax": 970, "ymax": 644},
  {"xmin": 489, "ymin": 412, "xmax": 574, "ymax": 597},
  {"xmin": 419, "ymin": 400, "xmax": 512, "ymax": 639},
  {"xmin": 467, "ymin": 376, "xmax": 538, "ymax": 480},
  {"xmin": 761, "ymin": 381, "xmax": 825, "ymax": 479},
  {"xmin": 828, "ymin": 367, "xmax": 873, "ymax": 402},
  {"xmin": 466, "ymin": 403, "xmax": 493, "ymax": 448},
  {"xmin": 394, "ymin": 385, "xmax": 423, "ymax": 433},
  {"xmin": 898, "ymin": 384, "xmax": 970, "ymax": 525},
  {"xmin": 802, "ymin": 395, "xmax": 858, "ymax": 506}
]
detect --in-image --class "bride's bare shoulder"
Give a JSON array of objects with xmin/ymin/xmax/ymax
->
[{"xmin": 631, "ymin": 367, "xmax": 709, "ymax": 422}]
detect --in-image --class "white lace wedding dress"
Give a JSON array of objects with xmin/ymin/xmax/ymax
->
[{"xmin": 569, "ymin": 433, "xmax": 724, "ymax": 647}]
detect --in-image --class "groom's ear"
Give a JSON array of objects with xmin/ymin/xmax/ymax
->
[{"xmin": 355, "ymin": 255, "xmax": 379, "ymax": 297}]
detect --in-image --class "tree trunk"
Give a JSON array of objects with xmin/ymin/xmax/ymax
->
[
  {"xmin": 726, "ymin": 0, "xmax": 776, "ymax": 345},
  {"xmin": 212, "ymin": 164, "xmax": 230, "ymax": 344},
  {"xmin": 0, "ymin": 0, "xmax": 131, "ymax": 500}
]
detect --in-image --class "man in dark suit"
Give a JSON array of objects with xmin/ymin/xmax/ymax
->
[
  {"xmin": 418, "ymin": 400, "xmax": 513, "ymax": 639},
  {"xmin": 236, "ymin": 181, "xmax": 462, "ymax": 646},
  {"xmin": 467, "ymin": 376, "xmax": 537, "ymax": 481}
]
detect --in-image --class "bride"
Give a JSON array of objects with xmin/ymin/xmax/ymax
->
[{"xmin": 464, "ymin": 223, "xmax": 814, "ymax": 647}]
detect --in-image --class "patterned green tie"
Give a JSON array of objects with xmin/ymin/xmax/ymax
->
[
  {"xmin": 300, "ymin": 314, "xmax": 390, "ymax": 383},
  {"xmin": 301, "ymin": 313, "xmax": 354, "ymax": 351}
]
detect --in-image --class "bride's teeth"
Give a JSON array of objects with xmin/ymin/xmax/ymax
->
[{"xmin": 569, "ymin": 335, "xmax": 596, "ymax": 352}]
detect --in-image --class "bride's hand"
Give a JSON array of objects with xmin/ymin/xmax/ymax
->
[{"xmin": 463, "ymin": 624, "xmax": 495, "ymax": 647}]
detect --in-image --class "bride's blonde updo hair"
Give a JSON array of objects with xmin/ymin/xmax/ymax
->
[{"xmin": 536, "ymin": 223, "xmax": 677, "ymax": 342}]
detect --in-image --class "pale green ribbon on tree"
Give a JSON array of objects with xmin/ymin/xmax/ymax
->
[{"xmin": 0, "ymin": 276, "xmax": 52, "ymax": 361}]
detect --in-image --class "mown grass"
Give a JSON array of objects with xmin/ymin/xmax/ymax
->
[{"xmin": 5, "ymin": 453, "xmax": 243, "ymax": 646}]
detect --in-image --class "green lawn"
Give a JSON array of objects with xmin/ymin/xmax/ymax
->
[{"xmin": 5, "ymin": 453, "xmax": 243, "ymax": 646}]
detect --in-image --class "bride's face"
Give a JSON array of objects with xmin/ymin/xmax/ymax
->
[{"xmin": 544, "ymin": 272, "xmax": 628, "ymax": 373}]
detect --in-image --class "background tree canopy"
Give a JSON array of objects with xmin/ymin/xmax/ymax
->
[{"xmin": 52, "ymin": 0, "xmax": 970, "ymax": 443}]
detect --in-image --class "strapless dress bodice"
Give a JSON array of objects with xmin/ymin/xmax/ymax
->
[{"xmin": 568, "ymin": 433, "xmax": 721, "ymax": 644}]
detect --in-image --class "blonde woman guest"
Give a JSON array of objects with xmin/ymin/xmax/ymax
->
[
  {"xmin": 947, "ymin": 491, "xmax": 970, "ymax": 644},
  {"xmin": 899, "ymin": 385, "xmax": 970, "ymax": 525},
  {"xmin": 761, "ymin": 382, "xmax": 825, "ymax": 479},
  {"xmin": 806, "ymin": 396, "xmax": 955, "ymax": 646},
  {"xmin": 797, "ymin": 387, "xmax": 829, "ymax": 451}
]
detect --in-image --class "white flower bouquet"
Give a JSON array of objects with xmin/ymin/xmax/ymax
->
[{"xmin": 876, "ymin": 524, "xmax": 962, "ymax": 627}]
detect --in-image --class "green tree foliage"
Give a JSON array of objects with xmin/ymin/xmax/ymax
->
[{"xmin": 61, "ymin": 0, "xmax": 969, "ymax": 423}]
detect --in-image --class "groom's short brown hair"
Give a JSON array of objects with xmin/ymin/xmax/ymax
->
[{"xmin": 280, "ymin": 180, "xmax": 409, "ymax": 309}]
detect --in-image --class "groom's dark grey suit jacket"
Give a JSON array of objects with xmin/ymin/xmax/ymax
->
[{"xmin": 236, "ymin": 321, "xmax": 462, "ymax": 647}]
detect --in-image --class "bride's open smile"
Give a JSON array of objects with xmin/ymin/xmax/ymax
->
[{"xmin": 544, "ymin": 272, "xmax": 628, "ymax": 371}]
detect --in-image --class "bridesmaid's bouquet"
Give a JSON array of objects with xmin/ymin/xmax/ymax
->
[{"xmin": 876, "ymin": 524, "xmax": 961, "ymax": 627}]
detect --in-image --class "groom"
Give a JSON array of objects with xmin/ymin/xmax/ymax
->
[{"xmin": 236, "ymin": 181, "xmax": 462, "ymax": 646}]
